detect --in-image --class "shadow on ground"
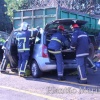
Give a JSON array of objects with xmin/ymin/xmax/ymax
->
[
  {"xmin": 4, "ymin": 67, "xmax": 100, "ymax": 89},
  {"xmin": 25, "ymin": 68, "xmax": 100, "ymax": 89}
]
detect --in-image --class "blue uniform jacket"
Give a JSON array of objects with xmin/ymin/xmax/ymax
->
[
  {"xmin": 70, "ymin": 28, "xmax": 89, "ymax": 57},
  {"xmin": 32, "ymin": 28, "xmax": 39, "ymax": 43},
  {"xmin": 16, "ymin": 30, "xmax": 31, "ymax": 52},
  {"xmin": 48, "ymin": 32, "xmax": 67, "ymax": 51}
]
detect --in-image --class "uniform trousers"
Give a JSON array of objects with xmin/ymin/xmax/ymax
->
[
  {"xmin": 76, "ymin": 56, "xmax": 87, "ymax": 81},
  {"xmin": 18, "ymin": 51, "xmax": 29, "ymax": 74}
]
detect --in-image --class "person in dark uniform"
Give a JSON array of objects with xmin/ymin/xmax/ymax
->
[
  {"xmin": 71, "ymin": 24, "xmax": 97, "ymax": 72},
  {"xmin": 28, "ymin": 26, "xmax": 41, "ymax": 64},
  {"xmin": 16, "ymin": 23, "xmax": 40, "ymax": 77},
  {"xmin": 30, "ymin": 26, "xmax": 40, "ymax": 44},
  {"xmin": 48, "ymin": 25, "xmax": 69, "ymax": 81},
  {"xmin": 70, "ymin": 23, "xmax": 89, "ymax": 84},
  {"xmin": 16, "ymin": 22, "xmax": 33, "ymax": 77}
]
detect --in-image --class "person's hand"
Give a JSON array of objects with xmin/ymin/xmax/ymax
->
[
  {"xmin": 2, "ymin": 46, "xmax": 6, "ymax": 50},
  {"xmin": 62, "ymin": 48, "xmax": 72, "ymax": 52},
  {"xmin": 96, "ymin": 53, "xmax": 100, "ymax": 59}
]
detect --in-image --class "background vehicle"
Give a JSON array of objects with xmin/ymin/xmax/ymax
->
[
  {"xmin": 13, "ymin": 7, "xmax": 100, "ymax": 35},
  {"xmin": 5, "ymin": 19, "xmax": 95, "ymax": 78}
]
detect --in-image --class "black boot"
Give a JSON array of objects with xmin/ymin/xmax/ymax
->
[
  {"xmin": 78, "ymin": 80, "xmax": 87, "ymax": 84},
  {"xmin": 92, "ymin": 67, "xmax": 97, "ymax": 72},
  {"xmin": 19, "ymin": 72, "xmax": 27, "ymax": 77},
  {"xmin": 57, "ymin": 76, "xmax": 65, "ymax": 81}
]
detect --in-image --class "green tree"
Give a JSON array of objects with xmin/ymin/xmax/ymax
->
[
  {"xmin": 5, "ymin": 0, "xmax": 24, "ymax": 19},
  {"xmin": 4, "ymin": 0, "xmax": 29, "ymax": 32},
  {"xmin": 0, "ymin": 0, "xmax": 12, "ymax": 32},
  {"xmin": 5, "ymin": 0, "xmax": 38, "ymax": 19}
]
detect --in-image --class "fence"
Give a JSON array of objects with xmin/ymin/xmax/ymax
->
[{"xmin": 21, "ymin": 0, "xmax": 100, "ymax": 16}]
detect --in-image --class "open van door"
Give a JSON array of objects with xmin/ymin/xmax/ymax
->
[
  {"xmin": 5, "ymin": 31, "xmax": 18, "ymax": 68},
  {"xmin": 0, "ymin": 31, "xmax": 9, "ymax": 62}
]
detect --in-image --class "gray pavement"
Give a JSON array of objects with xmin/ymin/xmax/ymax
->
[
  {"xmin": 0, "ymin": 88, "xmax": 45, "ymax": 100},
  {"xmin": 0, "ymin": 68, "xmax": 100, "ymax": 100}
]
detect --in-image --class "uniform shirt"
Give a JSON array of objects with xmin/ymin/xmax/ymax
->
[
  {"xmin": 48, "ymin": 31, "xmax": 68, "ymax": 51},
  {"xmin": 16, "ymin": 30, "xmax": 31, "ymax": 52},
  {"xmin": 70, "ymin": 28, "xmax": 89, "ymax": 57},
  {"xmin": 31, "ymin": 28, "xmax": 39, "ymax": 44}
]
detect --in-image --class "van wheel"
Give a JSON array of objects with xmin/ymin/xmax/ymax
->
[{"xmin": 31, "ymin": 61, "xmax": 42, "ymax": 78}]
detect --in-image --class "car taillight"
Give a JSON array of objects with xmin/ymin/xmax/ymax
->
[{"xmin": 42, "ymin": 45, "xmax": 48, "ymax": 58}]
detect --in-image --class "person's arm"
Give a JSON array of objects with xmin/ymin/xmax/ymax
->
[
  {"xmin": 13, "ymin": 31, "xmax": 19, "ymax": 45},
  {"xmin": 62, "ymin": 35, "xmax": 70, "ymax": 48},
  {"xmin": 29, "ymin": 29, "xmax": 40, "ymax": 45},
  {"xmin": 14, "ymin": 32, "xmax": 18, "ymax": 45},
  {"xmin": 70, "ymin": 31, "xmax": 78, "ymax": 50}
]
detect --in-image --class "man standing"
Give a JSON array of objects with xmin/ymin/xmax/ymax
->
[
  {"xmin": 28, "ymin": 26, "xmax": 40, "ymax": 64},
  {"xmin": 16, "ymin": 22, "xmax": 32, "ymax": 77},
  {"xmin": 71, "ymin": 24, "xmax": 97, "ymax": 72},
  {"xmin": 16, "ymin": 23, "xmax": 40, "ymax": 77},
  {"xmin": 31, "ymin": 26, "xmax": 40, "ymax": 44},
  {"xmin": 70, "ymin": 23, "xmax": 89, "ymax": 84},
  {"xmin": 48, "ymin": 25, "xmax": 69, "ymax": 81}
]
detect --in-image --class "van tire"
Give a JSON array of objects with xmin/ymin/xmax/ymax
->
[
  {"xmin": 89, "ymin": 43, "xmax": 94, "ymax": 59},
  {"xmin": 31, "ymin": 61, "xmax": 42, "ymax": 78}
]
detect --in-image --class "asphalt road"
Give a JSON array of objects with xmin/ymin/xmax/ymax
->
[
  {"xmin": 0, "ymin": 88, "xmax": 45, "ymax": 100},
  {"xmin": 0, "ymin": 67, "xmax": 100, "ymax": 100}
]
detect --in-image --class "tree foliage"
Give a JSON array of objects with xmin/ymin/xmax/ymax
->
[
  {"xmin": 3, "ymin": 0, "xmax": 100, "ymax": 33},
  {"xmin": 5, "ymin": 0, "xmax": 24, "ymax": 18},
  {"xmin": 0, "ymin": 0, "xmax": 25, "ymax": 33},
  {"xmin": 0, "ymin": 0, "xmax": 12, "ymax": 33},
  {"xmin": 3, "ymin": 0, "xmax": 26, "ymax": 33}
]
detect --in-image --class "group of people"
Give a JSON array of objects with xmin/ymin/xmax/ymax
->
[
  {"xmin": 48, "ymin": 23, "xmax": 97, "ymax": 84},
  {"xmin": 0, "ymin": 21, "xmax": 98, "ymax": 84},
  {"xmin": 0, "ymin": 22, "xmax": 40, "ymax": 77}
]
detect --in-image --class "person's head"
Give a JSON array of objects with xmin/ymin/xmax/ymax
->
[
  {"xmin": 36, "ymin": 26, "xmax": 40, "ymax": 32},
  {"xmin": 20, "ymin": 22, "xmax": 29, "ymax": 31},
  {"xmin": 57, "ymin": 25, "xmax": 64, "ymax": 33},
  {"xmin": 70, "ymin": 25, "xmax": 74, "ymax": 31},
  {"xmin": 72, "ymin": 23, "xmax": 79, "ymax": 28}
]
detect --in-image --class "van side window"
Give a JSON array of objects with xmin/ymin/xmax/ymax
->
[{"xmin": 35, "ymin": 33, "xmax": 41, "ymax": 44}]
